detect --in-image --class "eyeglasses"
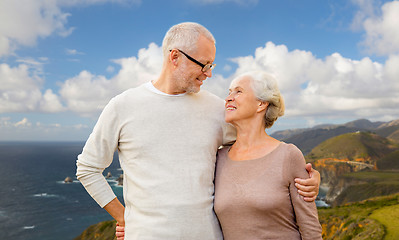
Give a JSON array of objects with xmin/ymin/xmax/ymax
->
[{"xmin": 170, "ymin": 49, "xmax": 216, "ymax": 72}]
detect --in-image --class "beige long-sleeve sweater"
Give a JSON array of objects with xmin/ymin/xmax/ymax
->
[
  {"xmin": 214, "ymin": 143, "xmax": 322, "ymax": 240},
  {"xmin": 76, "ymin": 83, "xmax": 235, "ymax": 240}
]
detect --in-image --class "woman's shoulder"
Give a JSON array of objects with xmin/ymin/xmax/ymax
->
[
  {"xmin": 277, "ymin": 142, "xmax": 305, "ymax": 162},
  {"xmin": 278, "ymin": 142, "xmax": 302, "ymax": 154}
]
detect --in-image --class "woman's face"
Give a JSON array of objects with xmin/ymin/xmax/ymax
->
[{"xmin": 225, "ymin": 76, "xmax": 262, "ymax": 124}]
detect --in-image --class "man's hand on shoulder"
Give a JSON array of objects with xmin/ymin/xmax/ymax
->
[{"xmin": 295, "ymin": 163, "xmax": 320, "ymax": 202}]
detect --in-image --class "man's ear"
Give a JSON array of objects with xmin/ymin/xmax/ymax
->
[
  {"xmin": 169, "ymin": 49, "xmax": 179, "ymax": 67},
  {"xmin": 257, "ymin": 101, "xmax": 269, "ymax": 113}
]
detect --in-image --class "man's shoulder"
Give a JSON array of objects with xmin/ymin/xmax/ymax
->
[
  {"xmin": 112, "ymin": 84, "xmax": 148, "ymax": 101},
  {"xmin": 196, "ymin": 90, "xmax": 224, "ymax": 104}
]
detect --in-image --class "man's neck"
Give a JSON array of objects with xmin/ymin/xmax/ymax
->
[{"xmin": 152, "ymin": 74, "xmax": 186, "ymax": 95}]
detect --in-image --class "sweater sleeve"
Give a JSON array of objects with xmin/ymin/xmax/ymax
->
[
  {"xmin": 76, "ymin": 98, "xmax": 120, "ymax": 208},
  {"xmin": 222, "ymin": 122, "xmax": 236, "ymax": 146},
  {"xmin": 287, "ymin": 144, "xmax": 323, "ymax": 240}
]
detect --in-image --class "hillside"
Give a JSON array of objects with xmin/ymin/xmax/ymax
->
[
  {"xmin": 305, "ymin": 132, "xmax": 399, "ymax": 204},
  {"xmin": 318, "ymin": 193, "xmax": 399, "ymax": 240},
  {"xmin": 307, "ymin": 131, "xmax": 399, "ymax": 163},
  {"xmin": 271, "ymin": 118, "xmax": 399, "ymax": 154},
  {"xmin": 281, "ymin": 126, "xmax": 361, "ymax": 155},
  {"xmin": 75, "ymin": 193, "xmax": 399, "ymax": 240},
  {"xmin": 332, "ymin": 170, "xmax": 399, "ymax": 206},
  {"xmin": 74, "ymin": 220, "xmax": 117, "ymax": 240},
  {"xmin": 377, "ymin": 150, "xmax": 399, "ymax": 170}
]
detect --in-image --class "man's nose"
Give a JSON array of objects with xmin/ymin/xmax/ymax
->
[{"xmin": 203, "ymin": 68, "xmax": 212, "ymax": 78}]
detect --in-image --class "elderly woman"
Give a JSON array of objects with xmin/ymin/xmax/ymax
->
[{"xmin": 214, "ymin": 71, "xmax": 322, "ymax": 240}]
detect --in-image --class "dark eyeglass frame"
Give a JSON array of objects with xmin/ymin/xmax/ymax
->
[{"xmin": 170, "ymin": 49, "xmax": 216, "ymax": 72}]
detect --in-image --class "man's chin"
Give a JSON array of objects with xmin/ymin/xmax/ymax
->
[{"xmin": 186, "ymin": 86, "xmax": 201, "ymax": 94}]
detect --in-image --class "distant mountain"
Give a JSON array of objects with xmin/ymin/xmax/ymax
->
[
  {"xmin": 271, "ymin": 118, "xmax": 399, "ymax": 154},
  {"xmin": 342, "ymin": 118, "xmax": 385, "ymax": 129},
  {"xmin": 377, "ymin": 119, "xmax": 399, "ymax": 128},
  {"xmin": 278, "ymin": 126, "xmax": 362, "ymax": 155},
  {"xmin": 307, "ymin": 132, "xmax": 399, "ymax": 162},
  {"xmin": 388, "ymin": 129, "xmax": 399, "ymax": 143}
]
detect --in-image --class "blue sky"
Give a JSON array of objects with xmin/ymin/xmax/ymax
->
[{"xmin": 1, "ymin": 0, "xmax": 399, "ymax": 141}]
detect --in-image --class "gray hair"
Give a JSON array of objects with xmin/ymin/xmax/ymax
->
[
  {"xmin": 162, "ymin": 22, "xmax": 216, "ymax": 58},
  {"xmin": 234, "ymin": 71, "xmax": 285, "ymax": 128}
]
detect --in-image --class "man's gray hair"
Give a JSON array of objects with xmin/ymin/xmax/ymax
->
[
  {"xmin": 233, "ymin": 71, "xmax": 285, "ymax": 129},
  {"xmin": 162, "ymin": 22, "xmax": 215, "ymax": 58}
]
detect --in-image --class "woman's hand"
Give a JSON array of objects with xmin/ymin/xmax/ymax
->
[
  {"xmin": 294, "ymin": 163, "xmax": 320, "ymax": 202},
  {"xmin": 116, "ymin": 223, "xmax": 125, "ymax": 240}
]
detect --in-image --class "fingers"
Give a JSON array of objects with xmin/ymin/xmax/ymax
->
[
  {"xmin": 305, "ymin": 163, "xmax": 312, "ymax": 174},
  {"xmin": 294, "ymin": 177, "xmax": 316, "ymax": 187},
  {"xmin": 303, "ymin": 195, "xmax": 317, "ymax": 202},
  {"xmin": 295, "ymin": 182, "xmax": 317, "ymax": 192},
  {"xmin": 116, "ymin": 224, "xmax": 125, "ymax": 240}
]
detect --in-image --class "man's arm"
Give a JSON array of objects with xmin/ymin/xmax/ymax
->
[
  {"xmin": 295, "ymin": 163, "xmax": 320, "ymax": 202},
  {"xmin": 104, "ymin": 197, "xmax": 125, "ymax": 226}
]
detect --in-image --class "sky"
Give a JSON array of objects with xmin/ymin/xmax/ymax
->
[{"xmin": 1, "ymin": 0, "xmax": 399, "ymax": 141}]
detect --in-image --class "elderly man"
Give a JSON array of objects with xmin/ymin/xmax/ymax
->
[{"xmin": 76, "ymin": 22, "xmax": 320, "ymax": 240}]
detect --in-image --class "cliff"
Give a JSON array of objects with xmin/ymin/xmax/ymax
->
[
  {"xmin": 306, "ymin": 131, "xmax": 399, "ymax": 204},
  {"xmin": 76, "ymin": 193, "xmax": 399, "ymax": 240},
  {"xmin": 74, "ymin": 220, "xmax": 117, "ymax": 240},
  {"xmin": 318, "ymin": 193, "xmax": 399, "ymax": 240}
]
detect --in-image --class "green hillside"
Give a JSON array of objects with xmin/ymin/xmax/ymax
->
[
  {"xmin": 74, "ymin": 220, "xmax": 116, "ymax": 240},
  {"xmin": 319, "ymin": 193, "xmax": 399, "ymax": 240},
  {"xmin": 388, "ymin": 129, "xmax": 399, "ymax": 143},
  {"xmin": 332, "ymin": 170, "xmax": 399, "ymax": 206},
  {"xmin": 377, "ymin": 150, "xmax": 399, "ymax": 170},
  {"xmin": 75, "ymin": 193, "xmax": 399, "ymax": 240},
  {"xmin": 375, "ymin": 124, "xmax": 399, "ymax": 138},
  {"xmin": 307, "ymin": 131, "xmax": 399, "ymax": 162}
]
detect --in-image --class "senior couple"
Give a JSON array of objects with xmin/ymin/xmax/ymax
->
[{"xmin": 76, "ymin": 22, "xmax": 322, "ymax": 239}]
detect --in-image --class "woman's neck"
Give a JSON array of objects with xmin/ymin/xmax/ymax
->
[{"xmin": 229, "ymin": 119, "xmax": 280, "ymax": 161}]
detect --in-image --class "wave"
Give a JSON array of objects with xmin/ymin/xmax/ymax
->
[
  {"xmin": 32, "ymin": 193, "xmax": 59, "ymax": 198},
  {"xmin": 23, "ymin": 225, "xmax": 35, "ymax": 230},
  {"xmin": 56, "ymin": 180, "xmax": 80, "ymax": 184}
]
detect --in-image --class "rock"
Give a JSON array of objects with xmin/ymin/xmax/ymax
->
[
  {"xmin": 105, "ymin": 172, "xmax": 112, "ymax": 178},
  {"xmin": 64, "ymin": 176, "xmax": 73, "ymax": 183},
  {"xmin": 116, "ymin": 174, "xmax": 123, "ymax": 186}
]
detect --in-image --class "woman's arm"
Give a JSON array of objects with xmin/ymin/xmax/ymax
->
[
  {"xmin": 288, "ymin": 145, "xmax": 322, "ymax": 239},
  {"xmin": 295, "ymin": 163, "xmax": 321, "ymax": 201}
]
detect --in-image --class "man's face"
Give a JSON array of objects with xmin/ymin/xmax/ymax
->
[{"xmin": 174, "ymin": 35, "xmax": 216, "ymax": 93}]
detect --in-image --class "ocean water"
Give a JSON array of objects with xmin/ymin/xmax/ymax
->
[
  {"xmin": 0, "ymin": 142, "xmax": 123, "ymax": 240},
  {"xmin": 0, "ymin": 141, "xmax": 328, "ymax": 239}
]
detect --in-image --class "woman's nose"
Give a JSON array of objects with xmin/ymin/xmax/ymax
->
[{"xmin": 225, "ymin": 93, "xmax": 233, "ymax": 102}]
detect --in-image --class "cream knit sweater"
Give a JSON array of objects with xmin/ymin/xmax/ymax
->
[{"xmin": 76, "ymin": 83, "xmax": 235, "ymax": 239}]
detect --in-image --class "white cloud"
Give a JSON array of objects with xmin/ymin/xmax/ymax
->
[
  {"xmin": 14, "ymin": 118, "xmax": 31, "ymax": 127},
  {"xmin": 0, "ymin": 116, "xmax": 92, "ymax": 141},
  {"xmin": 353, "ymin": 0, "xmax": 399, "ymax": 56},
  {"xmin": 0, "ymin": 63, "xmax": 64, "ymax": 113},
  {"xmin": 0, "ymin": 0, "xmax": 140, "ymax": 58},
  {"xmin": 66, "ymin": 49, "xmax": 84, "ymax": 55},
  {"xmin": 58, "ymin": 43, "xmax": 163, "ymax": 117},
  {"xmin": 40, "ymin": 89, "xmax": 65, "ymax": 112},
  {"xmin": 0, "ymin": 0, "xmax": 73, "ymax": 57},
  {"xmin": 227, "ymin": 42, "xmax": 399, "ymax": 121},
  {"xmin": 106, "ymin": 66, "xmax": 115, "ymax": 73}
]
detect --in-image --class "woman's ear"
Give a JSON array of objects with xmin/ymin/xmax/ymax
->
[{"xmin": 257, "ymin": 101, "xmax": 269, "ymax": 113}]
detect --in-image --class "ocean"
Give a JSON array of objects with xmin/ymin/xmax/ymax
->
[
  {"xmin": 0, "ymin": 141, "xmax": 328, "ymax": 240},
  {"xmin": 0, "ymin": 142, "xmax": 123, "ymax": 240}
]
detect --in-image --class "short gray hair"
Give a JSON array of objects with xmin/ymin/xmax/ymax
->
[
  {"xmin": 162, "ymin": 22, "xmax": 216, "ymax": 58},
  {"xmin": 234, "ymin": 71, "xmax": 285, "ymax": 129}
]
